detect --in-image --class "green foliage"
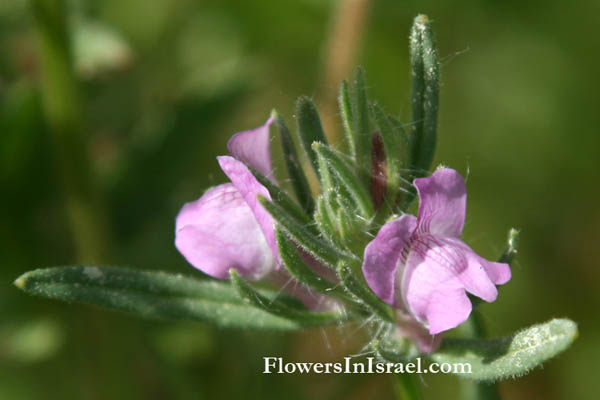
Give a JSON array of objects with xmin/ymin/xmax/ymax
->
[
  {"xmin": 374, "ymin": 318, "xmax": 578, "ymax": 382},
  {"xmin": 409, "ymin": 14, "xmax": 439, "ymax": 177},
  {"xmin": 370, "ymin": 102, "xmax": 409, "ymax": 215},
  {"xmin": 312, "ymin": 141, "xmax": 375, "ymax": 219},
  {"xmin": 272, "ymin": 109, "xmax": 315, "ymax": 215},
  {"xmin": 295, "ymin": 96, "xmax": 328, "ymax": 176},
  {"xmin": 258, "ymin": 195, "xmax": 356, "ymax": 268},
  {"xmin": 351, "ymin": 67, "xmax": 372, "ymax": 185},
  {"xmin": 229, "ymin": 269, "xmax": 346, "ymax": 327},
  {"xmin": 430, "ymin": 319, "xmax": 578, "ymax": 381},
  {"xmin": 338, "ymin": 80, "xmax": 355, "ymax": 158},
  {"xmin": 15, "ymin": 266, "xmax": 309, "ymax": 330},
  {"xmin": 337, "ymin": 261, "xmax": 394, "ymax": 322},
  {"xmin": 275, "ymin": 228, "xmax": 348, "ymax": 300}
]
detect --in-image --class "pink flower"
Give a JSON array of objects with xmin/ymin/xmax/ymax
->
[
  {"xmin": 174, "ymin": 117, "xmax": 334, "ymax": 310},
  {"xmin": 362, "ymin": 168, "xmax": 511, "ymax": 340},
  {"xmin": 175, "ymin": 117, "xmax": 278, "ymax": 280}
]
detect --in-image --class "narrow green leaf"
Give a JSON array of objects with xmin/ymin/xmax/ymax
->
[
  {"xmin": 258, "ymin": 196, "xmax": 357, "ymax": 268},
  {"xmin": 337, "ymin": 261, "xmax": 394, "ymax": 322},
  {"xmin": 337, "ymin": 207, "xmax": 357, "ymax": 254},
  {"xmin": 316, "ymin": 150, "xmax": 339, "ymax": 228},
  {"xmin": 271, "ymin": 109, "xmax": 315, "ymax": 215},
  {"xmin": 372, "ymin": 326, "xmax": 419, "ymax": 363},
  {"xmin": 410, "ymin": 14, "xmax": 439, "ymax": 176},
  {"xmin": 336, "ymin": 196, "xmax": 370, "ymax": 256},
  {"xmin": 338, "ymin": 80, "xmax": 355, "ymax": 158},
  {"xmin": 499, "ymin": 228, "xmax": 519, "ymax": 264},
  {"xmin": 275, "ymin": 227, "xmax": 348, "ymax": 300},
  {"xmin": 314, "ymin": 195, "xmax": 344, "ymax": 248},
  {"xmin": 248, "ymin": 165, "xmax": 318, "ymax": 237},
  {"xmin": 352, "ymin": 67, "xmax": 371, "ymax": 184},
  {"xmin": 296, "ymin": 96, "xmax": 328, "ymax": 176},
  {"xmin": 429, "ymin": 319, "xmax": 578, "ymax": 381},
  {"xmin": 316, "ymin": 148, "xmax": 358, "ymax": 232},
  {"xmin": 14, "ymin": 266, "xmax": 308, "ymax": 330},
  {"xmin": 312, "ymin": 142, "xmax": 375, "ymax": 219},
  {"xmin": 371, "ymin": 103, "xmax": 408, "ymax": 216},
  {"xmin": 229, "ymin": 269, "xmax": 345, "ymax": 327}
]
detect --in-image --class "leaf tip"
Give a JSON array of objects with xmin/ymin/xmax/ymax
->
[
  {"xmin": 556, "ymin": 318, "xmax": 578, "ymax": 342},
  {"xmin": 14, "ymin": 273, "xmax": 28, "ymax": 291},
  {"xmin": 414, "ymin": 14, "xmax": 430, "ymax": 26},
  {"xmin": 229, "ymin": 268, "xmax": 241, "ymax": 280}
]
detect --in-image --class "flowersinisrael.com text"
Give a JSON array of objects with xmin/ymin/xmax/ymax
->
[{"xmin": 263, "ymin": 357, "xmax": 471, "ymax": 375}]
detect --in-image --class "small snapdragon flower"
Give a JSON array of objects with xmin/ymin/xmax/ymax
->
[
  {"xmin": 175, "ymin": 117, "xmax": 278, "ymax": 280},
  {"xmin": 174, "ymin": 117, "xmax": 334, "ymax": 310},
  {"xmin": 362, "ymin": 168, "xmax": 511, "ymax": 341}
]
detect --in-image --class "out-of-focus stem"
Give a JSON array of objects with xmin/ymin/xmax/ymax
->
[
  {"xmin": 459, "ymin": 310, "xmax": 501, "ymax": 400},
  {"xmin": 393, "ymin": 372, "xmax": 423, "ymax": 400},
  {"xmin": 319, "ymin": 0, "xmax": 372, "ymax": 145},
  {"xmin": 32, "ymin": 0, "xmax": 109, "ymax": 262}
]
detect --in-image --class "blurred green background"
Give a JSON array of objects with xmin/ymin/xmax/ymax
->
[{"xmin": 1, "ymin": 0, "xmax": 598, "ymax": 399}]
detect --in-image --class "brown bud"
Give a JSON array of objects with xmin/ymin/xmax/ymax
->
[{"xmin": 370, "ymin": 131, "xmax": 387, "ymax": 210}]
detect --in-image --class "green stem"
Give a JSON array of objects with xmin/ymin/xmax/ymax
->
[
  {"xmin": 459, "ymin": 311, "xmax": 501, "ymax": 400},
  {"xmin": 457, "ymin": 306, "xmax": 501, "ymax": 400},
  {"xmin": 393, "ymin": 372, "xmax": 423, "ymax": 400},
  {"xmin": 32, "ymin": 0, "xmax": 109, "ymax": 262}
]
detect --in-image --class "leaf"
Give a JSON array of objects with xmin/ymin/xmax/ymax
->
[
  {"xmin": 499, "ymin": 228, "xmax": 519, "ymax": 264},
  {"xmin": 248, "ymin": 165, "xmax": 318, "ymax": 236},
  {"xmin": 275, "ymin": 228, "xmax": 347, "ymax": 299},
  {"xmin": 429, "ymin": 319, "xmax": 578, "ymax": 381},
  {"xmin": 338, "ymin": 80, "xmax": 355, "ymax": 158},
  {"xmin": 352, "ymin": 67, "xmax": 371, "ymax": 185},
  {"xmin": 271, "ymin": 109, "xmax": 315, "ymax": 215},
  {"xmin": 315, "ymin": 146, "xmax": 340, "ymax": 234},
  {"xmin": 372, "ymin": 334, "xmax": 419, "ymax": 363},
  {"xmin": 312, "ymin": 142, "xmax": 374, "ymax": 219},
  {"xmin": 229, "ymin": 270, "xmax": 346, "ymax": 327},
  {"xmin": 14, "ymin": 266, "xmax": 316, "ymax": 331},
  {"xmin": 337, "ymin": 261, "xmax": 394, "ymax": 322},
  {"xmin": 296, "ymin": 96, "xmax": 328, "ymax": 176},
  {"xmin": 410, "ymin": 14, "xmax": 439, "ymax": 176},
  {"xmin": 370, "ymin": 103, "xmax": 408, "ymax": 216},
  {"xmin": 313, "ymin": 195, "xmax": 344, "ymax": 248},
  {"xmin": 258, "ymin": 195, "xmax": 357, "ymax": 268}
]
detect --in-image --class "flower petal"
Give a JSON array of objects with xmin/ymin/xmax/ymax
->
[
  {"xmin": 218, "ymin": 155, "xmax": 279, "ymax": 262},
  {"xmin": 481, "ymin": 260, "xmax": 512, "ymax": 285},
  {"xmin": 362, "ymin": 214, "xmax": 417, "ymax": 306},
  {"xmin": 226, "ymin": 116, "xmax": 275, "ymax": 180},
  {"xmin": 402, "ymin": 235, "xmax": 503, "ymax": 334},
  {"xmin": 175, "ymin": 183, "xmax": 275, "ymax": 280},
  {"xmin": 441, "ymin": 236, "xmax": 512, "ymax": 287},
  {"xmin": 414, "ymin": 168, "xmax": 466, "ymax": 237},
  {"xmin": 401, "ymin": 245, "xmax": 472, "ymax": 334}
]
